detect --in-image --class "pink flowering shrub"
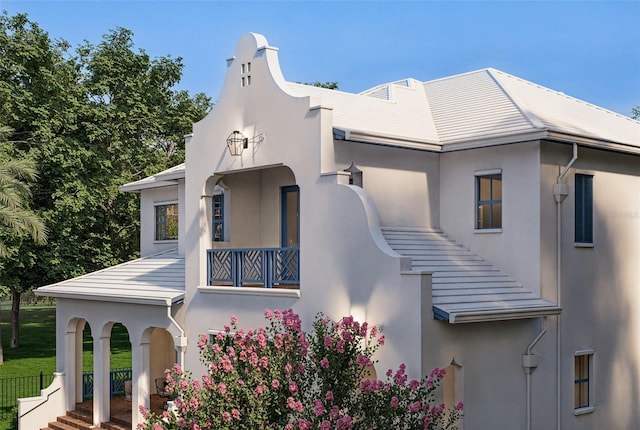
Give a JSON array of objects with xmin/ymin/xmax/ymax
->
[{"xmin": 139, "ymin": 310, "xmax": 461, "ymax": 430}]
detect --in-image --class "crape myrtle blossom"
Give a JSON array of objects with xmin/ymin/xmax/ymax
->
[{"xmin": 139, "ymin": 310, "xmax": 462, "ymax": 430}]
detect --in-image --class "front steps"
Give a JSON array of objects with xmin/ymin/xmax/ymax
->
[{"xmin": 41, "ymin": 407, "xmax": 129, "ymax": 430}]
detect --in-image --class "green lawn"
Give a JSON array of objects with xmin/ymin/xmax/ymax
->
[{"xmin": 0, "ymin": 302, "xmax": 132, "ymax": 427}]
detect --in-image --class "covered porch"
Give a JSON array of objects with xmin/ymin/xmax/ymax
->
[
  {"xmin": 205, "ymin": 165, "xmax": 300, "ymax": 289},
  {"xmin": 26, "ymin": 249, "xmax": 187, "ymax": 430}
]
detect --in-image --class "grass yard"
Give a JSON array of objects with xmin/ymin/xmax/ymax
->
[{"xmin": 0, "ymin": 301, "xmax": 132, "ymax": 427}]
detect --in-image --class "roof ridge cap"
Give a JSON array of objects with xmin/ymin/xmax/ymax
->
[
  {"xmin": 486, "ymin": 69, "xmax": 547, "ymax": 130},
  {"xmin": 490, "ymin": 69, "xmax": 640, "ymax": 124}
]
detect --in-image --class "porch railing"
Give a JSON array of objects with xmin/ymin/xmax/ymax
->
[
  {"xmin": 207, "ymin": 247, "xmax": 299, "ymax": 288},
  {"xmin": 82, "ymin": 368, "xmax": 132, "ymax": 400}
]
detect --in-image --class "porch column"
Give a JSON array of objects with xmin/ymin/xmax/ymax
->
[
  {"xmin": 132, "ymin": 339, "xmax": 151, "ymax": 429},
  {"xmin": 92, "ymin": 334, "xmax": 111, "ymax": 425},
  {"xmin": 64, "ymin": 325, "xmax": 76, "ymax": 411},
  {"xmin": 75, "ymin": 321, "xmax": 84, "ymax": 404}
]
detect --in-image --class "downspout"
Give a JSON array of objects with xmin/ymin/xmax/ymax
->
[
  {"xmin": 552, "ymin": 142, "xmax": 578, "ymax": 430},
  {"xmin": 167, "ymin": 304, "xmax": 187, "ymax": 368},
  {"xmin": 524, "ymin": 318, "xmax": 547, "ymax": 430}
]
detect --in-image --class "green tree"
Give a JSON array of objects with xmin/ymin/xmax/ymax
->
[
  {"xmin": 632, "ymin": 106, "xmax": 639, "ymax": 120},
  {"xmin": 0, "ymin": 12, "xmax": 212, "ymax": 350},
  {"xmin": 303, "ymin": 81, "xmax": 339, "ymax": 90},
  {"xmin": 0, "ymin": 126, "xmax": 48, "ymax": 363}
]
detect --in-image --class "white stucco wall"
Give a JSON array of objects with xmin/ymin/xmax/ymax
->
[
  {"xmin": 210, "ymin": 166, "xmax": 295, "ymax": 249},
  {"xmin": 181, "ymin": 33, "xmax": 423, "ymax": 383},
  {"xmin": 177, "ymin": 32, "xmax": 639, "ymax": 430},
  {"xmin": 541, "ymin": 142, "xmax": 640, "ymax": 429},
  {"xmin": 440, "ymin": 142, "xmax": 542, "ymax": 295},
  {"xmin": 334, "ymin": 140, "xmax": 440, "ymax": 228}
]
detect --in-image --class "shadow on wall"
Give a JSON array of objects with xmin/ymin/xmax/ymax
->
[{"xmin": 562, "ymin": 160, "xmax": 640, "ymax": 428}]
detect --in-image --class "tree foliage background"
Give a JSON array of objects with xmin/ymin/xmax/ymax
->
[{"xmin": 0, "ymin": 11, "xmax": 211, "ymax": 353}]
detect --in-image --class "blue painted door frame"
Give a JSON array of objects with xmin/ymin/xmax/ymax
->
[{"xmin": 281, "ymin": 185, "xmax": 300, "ymax": 247}]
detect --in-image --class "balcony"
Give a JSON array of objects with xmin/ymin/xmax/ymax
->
[{"xmin": 207, "ymin": 247, "xmax": 300, "ymax": 289}]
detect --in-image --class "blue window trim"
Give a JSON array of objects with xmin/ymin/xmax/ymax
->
[
  {"xmin": 475, "ymin": 174, "xmax": 502, "ymax": 229},
  {"xmin": 281, "ymin": 185, "xmax": 300, "ymax": 248},
  {"xmin": 212, "ymin": 194, "xmax": 224, "ymax": 242},
  {"xmin": 575, "ymin": 174, "xmax": 593, "ymax": 244}
]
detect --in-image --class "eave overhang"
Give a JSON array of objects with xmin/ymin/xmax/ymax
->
[
  {"xmin": 333, "ymin": 128, "xmax": 442, "ymax": 152},
  {"xmin": 119, "ymin": 179, "xmax": 178, "ymax": 193},
  {"xmin": 545, "ymin": 131, "xmax": 640, "ymax": 156},
  {"xmin": 35, "ymin": 289, "xmax": 184, "ymax": 306},
  {"xmin": 34, "ymin": 249, "xmax": 185, "ymax": 307},
  {"xmin": 335, "ymin": 127, "xmax": 639, "ymax": 156},
  {"xmin": 434, "ymin": 304, "xmax": 562, "ymax": 324}
]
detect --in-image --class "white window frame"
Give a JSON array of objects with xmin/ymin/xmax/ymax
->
[
  {"xmin": 154, "ymin": 200, "xmax": 179, "ymax": 242},
  {"xmin": 574, "ymin": 349, "xmax": 595, "ymax": 415},
  {"xmin": 474, "ymin": 169, "xmax": 502, "ymax": 233}
]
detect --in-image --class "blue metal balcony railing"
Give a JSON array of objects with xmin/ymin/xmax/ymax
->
[{"xmin": 207, "ymin": 247, "xmax": 299, "ymax": 288}]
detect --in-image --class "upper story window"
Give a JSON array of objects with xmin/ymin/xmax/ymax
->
[
  {"xmin": 212, "ymin": 194, "xmax": 225, "ymax": 242},
  {"xmin": 155, "ymin": 203, "xmax": 178, "ymax": 241},
  {"xmin": 575, "ymin": 174, "xmax": 593, "ymax": 244},
  {"xmin": 475, "ymin": 172, "xmax": 502, "ymax": 230}
]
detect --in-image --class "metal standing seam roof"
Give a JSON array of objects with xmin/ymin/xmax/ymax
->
[
  {"xmin": 381, "ymin": 227, "xmax": 561, "ymax": 324},
  {"xmin": 290, "ymin": 68, "xmax": 639, "ymax": 153},
  {"xmin": 489, "ymin": 68, "xmax": 640, "ymax": 149},
  {"xmin": 35, "ymin": 249, "xmax": 185, "ymax": 306},
  {"xmin": 120, "ymin": 163, "xmax": 185, "ymax": 192}
]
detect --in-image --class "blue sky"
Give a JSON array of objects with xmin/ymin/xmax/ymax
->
[{"xmin": 2, "ymin": 1, "xmax": 639, "ymax": 116}]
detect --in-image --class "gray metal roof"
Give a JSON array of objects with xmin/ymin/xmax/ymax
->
[
  {"xmin": 35, "ymin": 249, "xmax": 185, "ymax": 306},
  {"xmin": 382, "ymin": 227, "xmax": 561, "ymax": 324}
]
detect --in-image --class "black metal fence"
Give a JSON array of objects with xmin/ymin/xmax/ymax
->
[
  {"xmin": 0, "ymin": 368, "xmax": 133, "ymax": 423},
  {"xmin": 0, "ymin": 372, "xmax": 54, "ymax": 422}
]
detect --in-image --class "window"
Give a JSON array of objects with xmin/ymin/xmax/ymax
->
[
  {"xmin": 208, "ymin": 330, "xmax": 235, "ymax": 352},
  {"xmin": 574, "ymin": 351, "xmax": 594, "ymax": 412},
  {"xmin": 476, "ymin": 174, "xmax": 502, "ymax": 229},
  {"xmin": 212, "ymin": 194, "xmax": 224, "ymax": 242},
  {"xmin": 575, "ymin": 174, "xmax": 593, "ymax": 244},
  {"xmin": 155, "ymin": 203, "xmax": 178, "ymax": 241}
]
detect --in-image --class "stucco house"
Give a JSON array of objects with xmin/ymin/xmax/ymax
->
[{"xmin": 19, "ymin": 33, "xmax": 639, "ymax": 430}]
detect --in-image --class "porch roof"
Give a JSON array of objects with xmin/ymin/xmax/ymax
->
[
  {"xmin": 120, "ymin": 164, "xmax": 185, "ymax": 192},
  {"xmin": 35, "ymin": 249, "xmax": 184, "ymax": 306}
]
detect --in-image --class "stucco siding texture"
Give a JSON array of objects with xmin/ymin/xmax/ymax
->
[{"xmin": 35, "ymin": 249, "xmax": 185, "ymax": 305}]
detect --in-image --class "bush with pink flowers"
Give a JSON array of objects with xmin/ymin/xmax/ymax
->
[{"xmin": 139, "ymin": 309, "xmax": 462, "ymax": 430}]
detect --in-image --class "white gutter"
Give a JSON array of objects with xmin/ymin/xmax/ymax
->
[{"xmin": 552, "ymin": 142, "xmax": 578, "ymax": 430}]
